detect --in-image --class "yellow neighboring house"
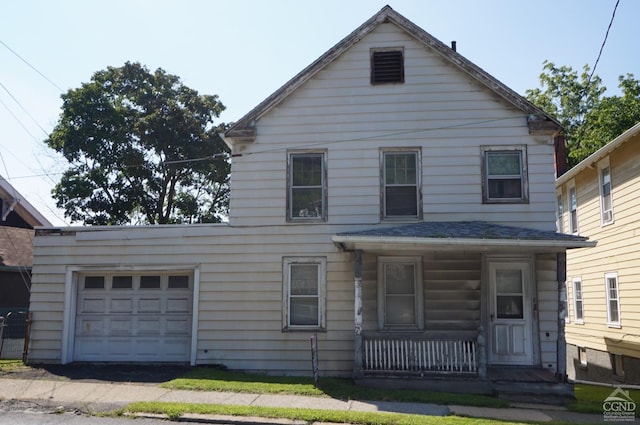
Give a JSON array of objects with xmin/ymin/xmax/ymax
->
[{"xmin": 556, "ymin": 122, "xmax": 640, "ymax": 385}]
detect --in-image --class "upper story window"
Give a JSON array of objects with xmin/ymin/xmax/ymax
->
[
  {"xmin": 569, "ymin": 182, "xmax": 578, "ymax": 234},
  {"xmin": 481, "ymin": 147, "xmax": 528, "ymax": 203},
  {"xmin": 381, "ymin": 149, "xmax": 421, "ymax": 219},
  {"xmin": 599, "ymin": 159, "xmax": 614, "ymax": 226},
  {"xmin": 287, "ymin": 151, "xmax": 327, "ymax": 221},
  {"xmin": 605, "ymin": 272, "xmax": 620, "ymax": 327},
  {"xmin": 371, "ymin": 49, "xmax": 404, "ymax": 84},
  {"xmin": 556, "ymin": 191, "xmax": 564, "ymax": 233},
  {"xmin": 282, "ymin": 257, "xmax": 326, "ymax": 331}
]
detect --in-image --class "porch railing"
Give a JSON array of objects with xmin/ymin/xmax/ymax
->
[{"xmin": 362, "ymin": 334, "xmax": 478, "ymax": 374}]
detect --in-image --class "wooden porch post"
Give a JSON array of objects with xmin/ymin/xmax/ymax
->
[
  {"xmin": 556, "ymin": 252, "xmax": 567, "ymax": 381},
  {"xmin": 353, "ymin": 250, "xmax": 363, "ymax": 378},
  {"xmin": 477, "ymin": 325, "xmax": 487, "ymax": 380}
]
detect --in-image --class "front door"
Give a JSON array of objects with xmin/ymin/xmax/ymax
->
[{"xmin": 488, "ymin": 262, "xmax": 534, "ymax": 365}]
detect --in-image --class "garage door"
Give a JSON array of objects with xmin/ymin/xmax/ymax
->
[{"xmin": 74, "ymin": 272, "xmax": 193, "ymax": 362}]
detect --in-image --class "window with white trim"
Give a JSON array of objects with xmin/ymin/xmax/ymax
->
[
  {"xmin": 377, "ymin": 256, "xmax": 424, "ymax": 330},
  {"xmin": 556, "ymin": 191, "xmax": 564, "ymax": 233},
  {"xmin": 283, "ymin": 257, "xmax": 326, "ymax": 330},
  {"xmin": 599, "ymin": 160, "xmax": 614, "ymax": 225},
  {"xmin": 287, "ymin": 151, "xmax": 327, "ymax": 221},
  {"xmin": 562, "ymin": 280, "xmax": 570, "ymax": 323},
  {"xmin": 573, "ymin": 277, "xmax": 584, "ymax": 323},
  {"xmin": 605, "ymin": 272, "xmax": 621, "ymax": 327},
  {"xmin": 569, "ymin": 182, "xmax": 578, "ymax": 234},
  {"xmin": 481, "ymin": 147, "xmax": 528, "ymax": 203},
  {"xmin": 381, "ymin": 149, "xmax": 421, "ymax": 219}
]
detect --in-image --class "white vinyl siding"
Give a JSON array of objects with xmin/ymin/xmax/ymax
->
[
  {"xmin": 605, "ymin": 272, "xmax": 620, "ymax": 327},
  {"xmin": 381, "ymin": 149, "xmax": 421, "ymax": 219},
  {"xmin": 598, "ymin": 159, "xmax": 613, "ymax": 226},
  {"xmin": 376, "ymin": 256, "xmax": 423, "ymax": 330},
  {"xmin": 283, "ymin": 257, "xmax": 326, "ymax": 330}
]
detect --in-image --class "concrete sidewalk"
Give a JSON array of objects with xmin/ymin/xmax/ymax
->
[{"xmin": 0, "ymin": 377, "xmax": 613, "ymax": 423}]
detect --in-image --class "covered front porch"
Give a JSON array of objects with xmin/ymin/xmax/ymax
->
[{"xmin": 332, "ymin": 221, "xmax": 594, "ymax": 387}]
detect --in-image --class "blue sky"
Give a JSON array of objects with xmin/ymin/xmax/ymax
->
[{"xmin": 1, "ymin": 0, "xmax": 637, "ymax": 225}]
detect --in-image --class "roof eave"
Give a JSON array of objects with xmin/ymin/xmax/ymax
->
[{"xmin": 331, "ymin": 234, "xmax": 596, "ymax": 252}]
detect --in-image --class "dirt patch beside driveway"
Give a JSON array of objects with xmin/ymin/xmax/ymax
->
[{"xmin": 0, "ymin": 363, "xmax": 192, "ymax": 385}]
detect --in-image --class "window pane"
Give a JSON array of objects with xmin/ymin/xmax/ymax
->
[
  {"xmin": 385, "ymin": 153, "xmax": 416, "ymax": 184},
  {"xmin": 291, "ymin": 188, "xmax": 323, "ymax": 218},
  {"xmin": 487, "ymin": 152, "xmax": 521, "ymax": 175},
  {"xmin": 385, "ymin": 187, "xmax": 417, "ymax": 216},
  {"xmin": 292, "ymin": 155, "xmax": 322, "ymax": 186},
  {"xmin": 497, "ymin": 295, "xmax": 524, "ymax": 319},
  {"xmin": 386, "ymin": 295, "xmax": 415, "ymax": 325},
  {"xmin": 84, "ymin": 276, "xmax": 104, "ymax": 289},
  {"xmin": 168, "ymin": 275, "xmax": 189, "ymax": 289},
  {"xmin": 291, "ymin": 264, "xmax": 318, "ymax": 295},
  {"xmin": 385, "ymin": 264, "xmax": 415, "ymax": 294},
  {"xmin": 290, "ymin": 297, "xmax": 319, "ymax": 326},
  {"xmin": 488, "ymin": 179, "xmax": 522, "ymax": 198},
  {"xmin": 139, "ymin": 275, "xmax": 160, "ymax": 289},
  {"xmin": 112, "ymin": 275, "xmax": 133, "ymax": 289},
  {"xmin": 609, "ymin": 301, "xmax": 619, "ymax": 323}
]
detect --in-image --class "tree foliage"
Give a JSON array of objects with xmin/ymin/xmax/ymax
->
[
  {"xmin": 47, "ymin": 62, "xmax": 229, "ymax": 225},
  {"xmin": 526, "ymin": 61, "xmax": 640, "ymax": 166}
]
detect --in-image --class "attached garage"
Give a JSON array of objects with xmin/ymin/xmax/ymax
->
[{"xmin": 72, "ymin": 271, "xmax": 194, "ymax": 362}]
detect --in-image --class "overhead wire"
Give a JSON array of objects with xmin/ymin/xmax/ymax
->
[
  {"xmin": 0, "ymin": 39, "xmax": 64, "ymax": 92},
  {"xmin": 583, "ymin": 0, "xmax": 620, "ymax": 94}
]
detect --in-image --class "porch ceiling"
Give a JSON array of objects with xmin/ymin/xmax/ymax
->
[{"xmin": 332, "ymin": 221, "xmax": 596, "ymax": 253}]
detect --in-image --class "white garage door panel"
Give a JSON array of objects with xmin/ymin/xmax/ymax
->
[{"xmin": 74, "ymin": 274, "xmax": 193, "ymax": 362}]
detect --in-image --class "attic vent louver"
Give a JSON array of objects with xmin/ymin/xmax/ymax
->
[{"xmin": 371, "ymin": 49, "xmax": 404, "ymax": 84}]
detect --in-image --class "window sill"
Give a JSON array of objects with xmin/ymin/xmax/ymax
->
[
  {"xmin": 282, "ymin": 327, "xmax": 326, "ymax": 333},
  {"xmin": 607, "ymin": 323, "xmax": 622, "ymax": 329},
  {"xmin": 482, "ymin": 199, "xmax": 529, "ymax": 204},
  {"xmin": 573, "ymin": 320, "xmax": 584, "ymax": 325}
]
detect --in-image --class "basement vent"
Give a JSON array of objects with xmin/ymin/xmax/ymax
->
[{"xmin": 371, "ymin": 50, "xmax": 404, "ymax": 84}]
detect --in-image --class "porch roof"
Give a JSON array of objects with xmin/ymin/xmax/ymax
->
[{"xmin": 332, "ymin": 221, "xmax": 596, "ymax": 252}]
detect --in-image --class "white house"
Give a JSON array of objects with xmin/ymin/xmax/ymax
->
[{"xmin": 28, "ymin": 6, "xmax": 592, "ymax": 391}]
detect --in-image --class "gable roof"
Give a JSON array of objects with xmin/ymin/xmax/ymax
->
[
  {"xmin": 225, "ymin": 5, "xmax": 560, "ymax": 142},
  {"xmin": 0, "ymin": 176, "xmax": 53, "ymax": 228},
  {"xmin": 0, "ymin": 226, "xmax": 35, "ymax": 267},
  {"xmin": 556, "ymin": 121, "xmax": 640, "ymax": 185},
  {"xmin": 332, "ymin": 221, "xmax": 595, "ymax": 251}
]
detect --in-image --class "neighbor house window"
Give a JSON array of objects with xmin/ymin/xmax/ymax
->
[
  {"xmin": 605, "ymin": 272, "xmax": 620, "ymax": 327},
  {"xmin": 377, "ymin": 256, "xmax": 424, "ymax": 330},
  {"xmin": 283, "ymin": 257, "xmax": 326, "ymax": 330},
  {"xmin": 573, "ymin": 277, "xmax": 584, "ymax": 323},
  {"xmin": 569, "ymin": 182, "xmax": 578, "ymax": 234},
  {"xmin": 562, "ymin": 280, "xmax": 570, "ymax": 323},
  {"xmin": 371, "ymin": 49, "xmax": 404, "ymax": 84},
  {"xmin": 556, "ymin": 191, "xmax": 564, "ymax": 233},
  {"xmin": 287, "ymin": 151, "xmax": 327, "ymax": 221},
  {"xmin": 381, "ymin": 149, "xmax": 421, "ymax": 219},
  {"xmin": 599, "ymin": 160, "xmax": 614, "ymax": 225},
  {"xmin": 481, "ymin": 147, "xmax": 528, "ymax": 203}
]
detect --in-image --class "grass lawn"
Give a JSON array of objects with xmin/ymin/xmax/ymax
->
[
  {"xmin": 570, "ymin": 383, "xmax": 640, "ymax": 414},
  {"xmin": 0, "ymin": 359, "xmax": 22, "ymax": 371}
]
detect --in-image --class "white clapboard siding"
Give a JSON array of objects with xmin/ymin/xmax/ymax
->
[
  {"xmin": 229, "ymin": 23, "xmax": 556, "ymax": 230},
  {"xmin": 564, "ymin": 135, "xmax": 640, "ymax": 358}
]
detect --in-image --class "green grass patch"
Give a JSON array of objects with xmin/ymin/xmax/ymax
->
[
  {"xmin": 162, "ymin": 367, "xmax": 508, "ymax": 408},
  {"xmin": 0, "ymin": 359, "xmax": 23, "ymax": 371},
  {"xmin": 569, "ymin": 383, "xmax": 640, "ymax": 414},
  {"xmin": 124, "ymin": 401, "xmax": 525, "ymax": 425}
]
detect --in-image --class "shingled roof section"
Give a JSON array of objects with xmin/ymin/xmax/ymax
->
[
  {"xmin": 0, "ymin": 226, "xmax": 35, "ymax": 267},
  {"xmin": 336, "ymin": 221, "xmax": 590, "ymax": 243}
]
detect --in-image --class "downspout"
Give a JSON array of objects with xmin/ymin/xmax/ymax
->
[
  {"xmin": 353, "ymin": 250, "xmax": 363, "ymax": 378},
  {"xmin": 557, "ymin": 252, "xmax": 567, "ymax": 381}
]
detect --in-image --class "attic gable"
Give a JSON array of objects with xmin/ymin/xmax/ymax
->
[{"xmin": 224, "ymin": 5, "xmax": 560, "ymax": 145}]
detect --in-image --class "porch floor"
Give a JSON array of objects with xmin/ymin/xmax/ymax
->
[{"xmin": 358, "ymin": 367, "xmax": 574, "ymax": 405}]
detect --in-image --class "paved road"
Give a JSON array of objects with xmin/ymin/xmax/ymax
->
[{"xmin": 0, "ymin": 411, "xmax": 167, "ymax": 425}]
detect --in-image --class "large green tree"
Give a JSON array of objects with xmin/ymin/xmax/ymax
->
[
  {"xmin": 47, "ymin": 62, "xmax": 229, "ymax": 225},
  {"xmin": 526, "ymin": 61, "xmax": 640, "ymax": 166}
]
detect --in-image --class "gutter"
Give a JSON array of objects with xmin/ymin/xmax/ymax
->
[{"xmin": 331, "ymin": 235, "xmax": 596, "ymax": 250}]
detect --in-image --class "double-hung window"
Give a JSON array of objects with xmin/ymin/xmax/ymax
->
[
  {"xmin": 599, "ymin": 160, "xmax": 614, "ymax": 225},
  {"xmin": 283, "ymin": 257, "xmax": 326, "ymax": 331},
  {"xmin": 481, "ymin": 147, "xmax": 528, "ymax": 203},
  {"xmin": 377, "ymin": 256, "xmax": 424, "ymax": 330},
  {"xmin": 556, "ymin": 191, "xmax": 564, "ymax": 233},
  {"xmin": 569, "ymin": 182, "xmax": 578, "ymax": 234},
  {"xmin": 573, "ymin": 277, "xmax": 584, "ymax": 324},
  {"xmin": 382, "ymin": 149, "xmax": 421, "ymax": 219},
  {"xmin": 605, "ymin": 272, "xmax": 621, "ymax": 327},
  {"xmin": 287, "ymin": 151, "xmax": 327, "ymax": 221}
]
